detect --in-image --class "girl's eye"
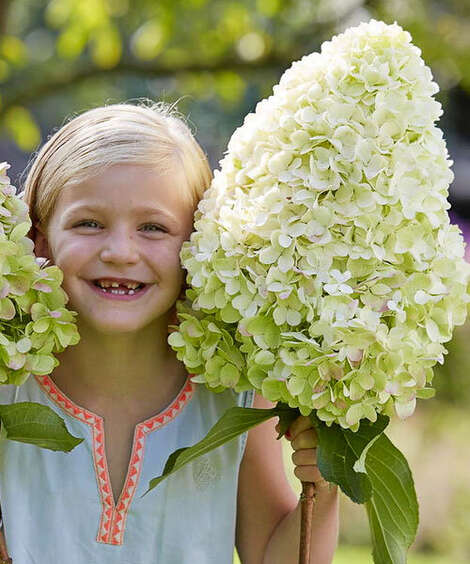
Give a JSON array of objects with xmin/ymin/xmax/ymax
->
[
  {"xmin": 142, "ymin": 224, "xmax": 166, "ymax": 233},
  {"xmin": 74, "ymin": 221, "xmax": 165, "ymax": 233},
  {"xmin": 75, "ymin": 220, "xmax": 100, "ymax": 228}
]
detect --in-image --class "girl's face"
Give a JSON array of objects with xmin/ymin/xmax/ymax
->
[{"xmin": 34, "ymin": 164, "xmax": 195, "ymax": 335}]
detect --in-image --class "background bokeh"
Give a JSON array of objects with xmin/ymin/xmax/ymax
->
[{"xmin": 1, "ymin": 1, "xmax": 469, "ymax": 562}]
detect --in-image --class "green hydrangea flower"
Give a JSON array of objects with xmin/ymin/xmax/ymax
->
[
  {"xmin": 169, "ymin": 20, "xmax": 470, "ymax": 430},
  {"xmin": 0, "ymin": 162, "xmax": 80, "ymax": 386}
]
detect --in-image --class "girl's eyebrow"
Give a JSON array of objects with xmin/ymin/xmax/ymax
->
[{"xmin": 63, "ymin": 204, "xmax": 179, "ymax": 226}]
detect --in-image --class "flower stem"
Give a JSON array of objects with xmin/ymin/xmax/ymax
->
[{"xmin": 299, "ymin": 481, "xmax": 316, "ymax": 564}]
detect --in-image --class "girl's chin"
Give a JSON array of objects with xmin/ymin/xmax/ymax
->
[
  {"xmin": 73, "ymin": 310, "xmax": 172, "ymax": 336},
  {"xmin": 77, "ymin": 319, "xmax": 159, "ymax": 336}
]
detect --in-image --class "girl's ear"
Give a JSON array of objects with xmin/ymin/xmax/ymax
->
[{"xmin": 32, "ymin": 223, "xmax": 53, "ymax": 263}]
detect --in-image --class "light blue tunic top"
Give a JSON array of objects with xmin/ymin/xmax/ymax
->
[{"xmin": 0, "ymin": 374, "xmax": 254, "ymax": 564}]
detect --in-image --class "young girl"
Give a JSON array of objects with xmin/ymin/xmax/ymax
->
[{"xmin": 0, "ymin": 101, "xmax": 338, "ymax": 563}]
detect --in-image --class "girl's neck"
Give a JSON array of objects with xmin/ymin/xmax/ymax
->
[{"xmin": 50, "ymin": 320, "xmax": 188, "ymax": 419}]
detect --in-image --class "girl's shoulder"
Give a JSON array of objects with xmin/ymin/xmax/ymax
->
[
  {"xmin": 0, "ymin": 384, "xmax": 18, "ymax": 405},
  {"xmin": 0, "ymin": 376, "xmax": 39, "ymax": 405},
  {"xmin": 193, "ymin": 382, "xmax": 255, "ymax": 410}
]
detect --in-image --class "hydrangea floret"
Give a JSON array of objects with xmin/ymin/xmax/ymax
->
[
  {"xmin": 0, "ymin": 162, "xmax": 80, "ymax": 386},
  {"xmin": 169, "ymin": 20, "xmax": 470, "ymax": 431}
]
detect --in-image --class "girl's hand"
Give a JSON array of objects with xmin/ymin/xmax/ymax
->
[{"xmin": 275, "ymin": 415, "xmax": 330, "ymax": 490}]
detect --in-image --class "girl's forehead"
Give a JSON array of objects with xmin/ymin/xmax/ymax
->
[{"xmin": 57, "ymin": 164, "xmax": 191, "ymax": 213}]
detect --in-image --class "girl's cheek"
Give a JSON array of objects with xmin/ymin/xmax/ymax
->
[{"xmin": 57, "ymin": 239, "xmax": 95, "ymax": 261}]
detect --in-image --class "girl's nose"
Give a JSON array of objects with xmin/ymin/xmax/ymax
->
[{"xmin": 99, "ymin": 229, "xmax": 140, "ymax": 264}]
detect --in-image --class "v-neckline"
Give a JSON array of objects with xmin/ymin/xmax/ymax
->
[{"xmin": 33, "ymin": 373, "xmax": 195, "ymax": 545}]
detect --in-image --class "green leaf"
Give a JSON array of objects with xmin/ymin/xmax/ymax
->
[
  {"xmin": 312, "ymin": 414, "xmax": 389, "ymax": 503},
  {"xmin": 0, "ymin": 401, "xmax": 84, "ymax": 452},
  {"xmin": 3, "ymin": 106, "xmax": 41, "ymax": 151},
  {"xmin": 274, "ymin": 401, "xmax": 298, "ymax": 438},
  {"xmin": 91, "ymin": 25, "xmax": 122, "ymax": 69},
  {"xmin": 353, "ymin": 433, "xmax": 382, "ymax": 473},
  {"xmin": 143, "ymin": 404, "xmax": 294, "ymax": 495},
  {"xmin": 131, "ymin": 19, "xmax": 167, "ymax": 61},
  {"xmin": 363, "ymin": 434, "xmax": 419, "ymax": 564}
]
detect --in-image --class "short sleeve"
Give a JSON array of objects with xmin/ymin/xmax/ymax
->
[
  {"xmin": 0, "ymin": 385, "xmax": 18, "ymax": 406},
  {"xmin": 237, "ymin": 389, "xmax": 255, "ymax": 461},
  {"xmin": 0, "ymin": 386, "xmax": 16, "ymax": 531}
]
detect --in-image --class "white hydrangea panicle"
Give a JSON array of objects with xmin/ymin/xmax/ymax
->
[
  {"xmin": 169, "ymin": 20, "xmax": 470, "ymax": 431},
  {"xmin": 0, "ymin": 162, "xmax": 80, "ymax": 386}
]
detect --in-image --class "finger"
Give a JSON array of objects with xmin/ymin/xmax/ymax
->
[
  {"xmin": 292, "ymin": 448, "xmax": 317, "ymax": 466},
  {"xmin": 294, "ymin": 464, "xmax": 326, "ymax": 483},
  {"xmin": 287, "ymin": 415, "xmax": 314, "ymax": 440},
  {"xmin": 291, "ymin": 429, "xmax": 318, "ymax": 450}
]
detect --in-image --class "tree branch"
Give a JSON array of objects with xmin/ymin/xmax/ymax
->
[
  {"xmin": 1, "ymin": 55, "xmax": 292, "ymax": 117},
  {"xmin": 0, "ymin": 0, "xmax": 12, "ymax": 36}
]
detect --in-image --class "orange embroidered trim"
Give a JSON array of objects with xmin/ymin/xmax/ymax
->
[{"xmin": 34, "ymin": 374, "xmax": 195, "ymax": 546}]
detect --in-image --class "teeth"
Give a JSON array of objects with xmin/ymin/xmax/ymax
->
[
  {"xmin": 98, "ymin": 287, "xmax": 138, "ymax": 295},
  {"xmin": 96, "ymin": 280, "xmax": 141, "ymax": 289}
]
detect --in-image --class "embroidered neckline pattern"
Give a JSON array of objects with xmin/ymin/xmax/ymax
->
[{"xmin": 34, "ymin": 374, "xmax": 195, "ymax": 546}]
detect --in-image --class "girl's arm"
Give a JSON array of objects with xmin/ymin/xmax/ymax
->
[
  {"xmin": 0, "ymin": 507, "xmax": 11, "ymax": 563},
  {"xmin": 236, "ymin": 393, "xmax": 339, "ymax": 564}
]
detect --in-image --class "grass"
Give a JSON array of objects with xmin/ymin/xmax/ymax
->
[
  {"xmin": 332, "ymin": 546, "xmax": 455, "ymax": 563},
  {"xmin": 234, "ymin": 546, "xmax": 454, "ymax": 563}
]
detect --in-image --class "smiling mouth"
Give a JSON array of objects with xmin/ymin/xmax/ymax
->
[{"xmin": 91, "ymin": 281, "xmax": 146, "ymax": 295}]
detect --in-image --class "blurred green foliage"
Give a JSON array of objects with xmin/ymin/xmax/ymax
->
[
  {"xmin": 1, "ymin": 0, "xmax": 470, "ymax": 154},
  {"xmin": 236, "ymin": 545, "xmax": 457, "ymax": 563},
  {"xmin": 337, "ymin": 402, "xmax": 470, "ymax": 562},
  {"xmin": 332, "ymin": 546, "xmax": 457, "ymax": 563},
  {"xmin": 433, "ymin": 322, "xmax": 470, "ymax": 407}
]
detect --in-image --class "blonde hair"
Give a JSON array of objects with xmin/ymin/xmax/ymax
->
[{"xmin": 22, "ymin": 100, "xmax": 213, "ymax": 238}]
